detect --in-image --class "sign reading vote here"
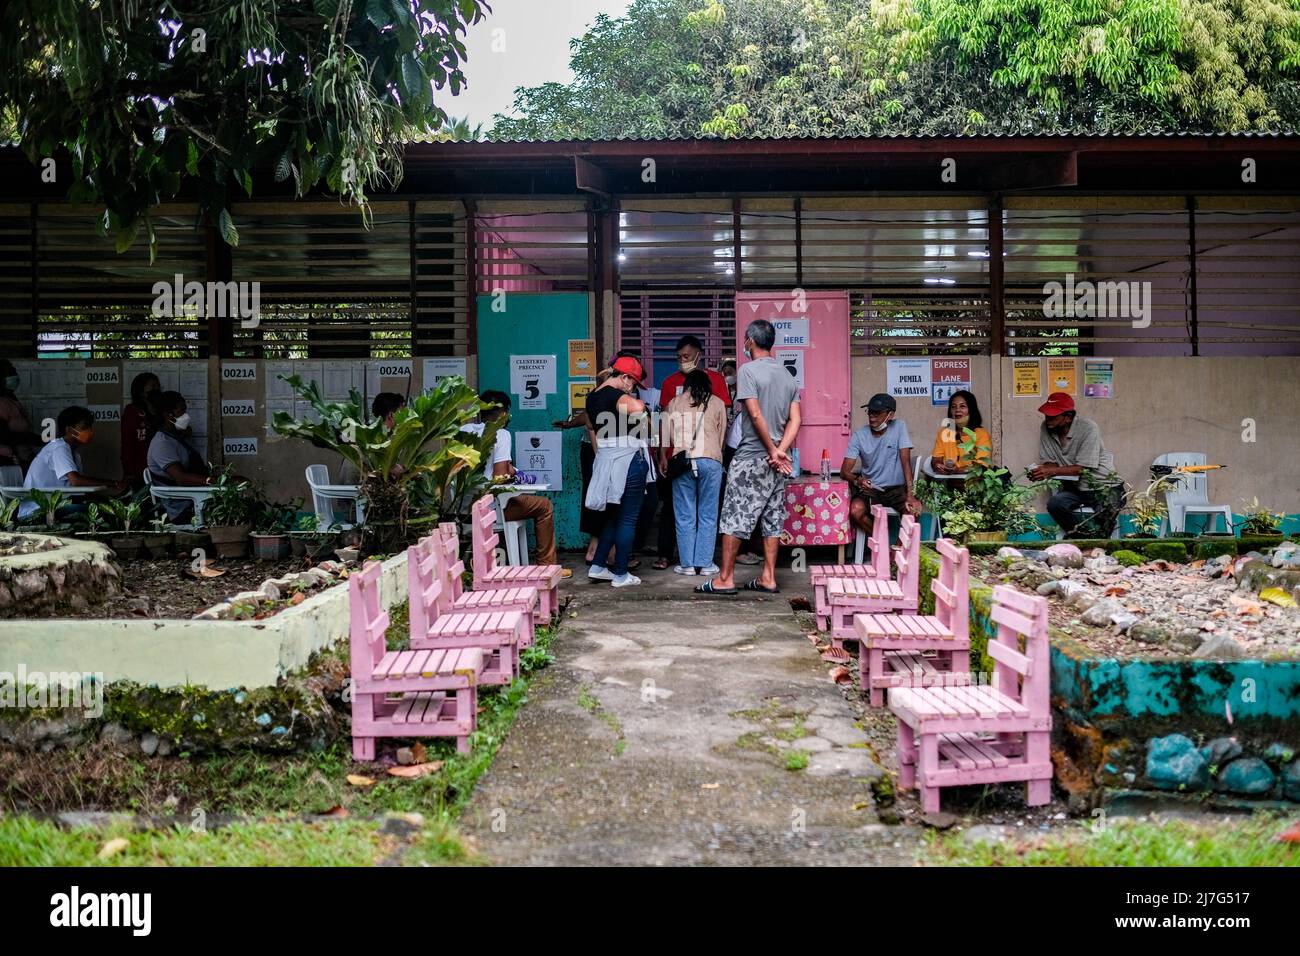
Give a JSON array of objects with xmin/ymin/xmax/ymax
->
[{"xmin": 772, "ymin": 319, "xmax": 810, "ymax": 347}]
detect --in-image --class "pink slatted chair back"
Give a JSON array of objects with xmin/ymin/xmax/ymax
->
[
  {"xmin": 470, "ymin": 495, "xmax": 500, "ymax": 580},
  {"xmin": 349, "ymin": 559, "xmax": 390, "ymax": 679},
  {"xmin": 988, "ymin": 585, "xmax": 1050, "ymax": 715},
  {"xmin": 435, "ymin": 525, "xmax": 467, "ymax": 601},
  {"xmin": 868, "ymin": 504, "xmax": 890, "ymax": 577},
  {"xmin": 893, "ymin": 514, "xmax": 921, "ymax": 599},
  {"xmin": 405, "ymin": 537, "xmax": 446, "ymax": 638},
  {"xmin": 933, "ymin": 538, "xmax": 970, "ymax": 642}
]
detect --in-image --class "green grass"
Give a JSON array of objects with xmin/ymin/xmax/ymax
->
[
  {"xmin": 1, "ymin": 612, "xmax": 564, "ymax": 866},
  {"xmin": 0, "ymin": 814, "xmax": 469, "ymax": 867},
  {"xmin": 926, "ymin": 814, "xmax": 1300, "ymax": 867},
  {"xmin": 576, "ymin": 683, "xmax": 625, "ymax": 755},
  {"xmin": 784, "ymin": 750, "xmax": 810, "ymax": 771}
]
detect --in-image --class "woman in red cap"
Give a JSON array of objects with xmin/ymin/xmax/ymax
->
[{"xmin": 584, "ymin": 354, "xmax": 654, "ymax": 587}]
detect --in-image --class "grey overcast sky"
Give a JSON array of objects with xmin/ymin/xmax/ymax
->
[{"xmin": 436, "ymin": 0, "xmax": 634, "ymax": 129}]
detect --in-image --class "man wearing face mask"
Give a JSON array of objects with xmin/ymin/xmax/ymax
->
[
  {"xmin": 0, "ymin": 358, "xmax": 41, "ymax": 471},
  {"xmin": 841, "ymin": 393, "xmax": 921, "ymax": 540},
  {"xmin": 18, "ymin": 406, "xmax": 126, "ymax": 521},
  {"xmin": 147, "ymin": 391, "xmax": 212, "ymax": 522}
]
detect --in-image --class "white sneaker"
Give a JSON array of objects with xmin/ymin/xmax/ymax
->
[
  {"xmin": 587, "ymin": 565, "xmax": 614, "ymax": 581},
  {"xmin": 698, "ymin": 564, "xmax": 720, "ymax": 576},
  {"xmin": 673, "ymin": 565, "xmax": 697, "ymax": 575},
  {"xmin": 611, "ymin": 573, "xmax": 641, "ymax": 588}
]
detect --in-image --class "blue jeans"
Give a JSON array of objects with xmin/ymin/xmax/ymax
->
[
  {"xmin": 595, "ymin": 454, "xmax": 649, "ymax": 576},
  {"xmin": 672, "ymin": 457, "xmax": 723, "ymax": 568}
]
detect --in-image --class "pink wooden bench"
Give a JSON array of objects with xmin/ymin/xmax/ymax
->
[
  {"xmin": 469, "ymin": 495, "xmax": 562, "ymax": 623},
  {"xmin": 349, "ymin": 559, "xmax": 486, "ymax": 758},
  {"xmin": 856, "ymin": 537, "xmax": 971, "ymax": 707},
  {"xmin": 428, "ymin": 525, "xmax": 539, "ymax": 648},
  {"xmin": 825, "ymin": 514, "xmax": 920, "ymax": 647},
  {"xmin": 407, "ymin": 537, "xmax": 526, "ymax": 686},
  {"xmin": 888, "ymin": 585, "xmax": 1053, "ymax": 812},
  {"xmin": 809, "ymin": 504, "xmax": 890, "ymax": 631}
]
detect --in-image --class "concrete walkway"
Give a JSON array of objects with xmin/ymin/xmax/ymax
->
[{"xmin": 458, "ymin": 557, "xmax": 923, "ymax": 865}]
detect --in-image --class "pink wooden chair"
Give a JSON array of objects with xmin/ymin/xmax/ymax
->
[
  {"xmin": 349, "ymin": 559, "xmax": 486, "ymax": 759},
  {"xmin": 428, "ymin": 525, "xmax": 539, "ymax": 647},
  {"xmin": 888, "ymin": 585, "xmax": 1053, "ymax": 813},
  {"xmin": 825, "ymin": 514, "xmax": 921, "ymax": 648},
  {"xmin": 809, "ymin": 504, "xmax": 890, "ymax": 631},
  {"xmin": 856, "ymin": 537, "xmax": 971, "ymax": 707},
  {"xmin": 470, "ymin": 495, "xmax": 562, "ymax": 623},
  {"xmin": 407, "ymin": 537, "xmax": 526, "ymax": 686}
]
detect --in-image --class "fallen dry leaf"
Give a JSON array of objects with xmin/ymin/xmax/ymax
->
[
  {"xmin": 322, "ymin": 805, "xmax": 349, "ymax": 818},
  {"xmin": 829, "ymin": 665, "xmax": 852, "ymax": 684},
  {"xmin": 185, "ymin": 565, "xmax": 225, "ymax": 579},
  {"xmin": 346, "ymin": 774, "xmax": 376, "ymax": 787},
  {"xmin": 412, "ymin": 742, "xmax": 428, "ymax": 764},
  {"xmin": 289, "ymin": 592, "xmax": 305, "ymax": 605},
  {"xmin": 701, "ymin": 782, "xmax": 720, "ymax": 790},
  {"xmin": 852, "ymin": 801, "xmax": 871, "ymax": 811},
  {"xmin": 1237, "ymin": 605, "xmax": 1265, "ymax": 618},
  {"xmin": 1188, "ymin": 559, "xmax": 1206, "ymax": 569},
  {"xmin": 97, "ymin": 838, "xmax": 129, "ymax": 860},
  {"xmin": 1277, "ymin": 822, "xmax": 1300, "ymax": 844},
  {"xmin": 820, "ymin": 648, "xmax": 850, "ymax": 662},
  {"xmin": 387, "ymin": 761, "xmax": 444, "ymax": 779},
  {"xmin": 804, "ymin": 633, "xmax": 821, "ymax": 645},
  {"xmin": 1104, "ymin": 585, "xmax": 1130, "ymax": 597}
]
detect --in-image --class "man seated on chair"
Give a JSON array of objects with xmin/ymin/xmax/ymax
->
[
  {"xmin": 1028, "ymin": 391, "xmax": 1123, "ymax": 537},
  {"xmin": 146, "ymin": 391, "xmax": 212, "ymax": 523},
  {"xmin": 465, "ymin": 390, "xmax": 571, "ymax": 577},
  {"xmin": 20, "ymin": 406, "xmax": 128, "ymax": 522},
  {"xmin": 841, "ymin": 393, "xmax": 922, "ymax": 538}
]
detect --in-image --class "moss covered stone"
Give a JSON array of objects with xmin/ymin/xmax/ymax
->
[
  {"xmin": 1113, "ymin": 549, "xmax": 1145, "ymax": 567},
  {"xmin": 1142, "ymin": 541, "xmax": 1188, "ymax": 563},
  {"xmin": 1195, "ymin": 539, "xmax": 1239, "ymax": 561}
]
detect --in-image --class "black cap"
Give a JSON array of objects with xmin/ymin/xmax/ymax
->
[{"xmin": 863, "ymin": 393, "xmax": 896, "ymax": 412}]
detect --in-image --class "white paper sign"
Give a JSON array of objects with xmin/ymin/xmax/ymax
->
[
  {"xmin": 223, "ymin": 436, "xmax": 259, "ymax": 457},
  {"xmin": 886, "ymin": 358, "xmax": 931, "ymax": 399},
  {"xmin": 220, "ymin": 362, "xmax": 257, "ymax": 383},
  {"xmin": 509, "ymin": 355, "xmax": 557, "ymax": 410},
  {"xmin": 88, "ymin": 404, "xmax": 122, "ymax": 424},
  {"xmin": 774, "ymin": 349, "xmax": 805, "ymax": 389},
  {"xmin": 265, "ymin": 362, "xmax": 296, "ymax": 401},
  {"xmin": 772, "ymin": 318, "xmax": 810, "ymax": 347},
  {"xmin": 221, "ymin": 399, "xmax": 257, "ymax": 418},
  {"xmin": 179, "ymin": 362, "xmax": 208, "ymax": 398},
  {"xmin": 512, "ymin": 431, "xmax": 563, "ymax": 491},
  {"xmin": 422, "ymin": 357, "xmax": 467, "ymax": 388},
  {"xmin": 322, "ymin": 362, "xmax": 356, "ymax": 401}
]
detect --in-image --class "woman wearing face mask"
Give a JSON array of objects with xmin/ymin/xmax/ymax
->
[
  {"xmin": 121, "ymin": 372, "xmax": 161, "ymax": 490},
  {"xmin": 929, "ymin": 390, "xmax": 992, "ymax": 476},
  {"xmin": 17, "ymin": 406, "xmax": 127, "ymax": 522},
  {"xmin": 584, "ymin": 355, "xmax": 653, "ymax": 588},
  {"xmin": 146, "ymin": 391, "xmax": 211, "ymax": 523},
  {"xmin": 0, "ymin": 358, "xmax": 41, "ymax": 471}
]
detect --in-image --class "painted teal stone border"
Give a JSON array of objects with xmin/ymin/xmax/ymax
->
[{"xmin": 918, "ymin": 547, "xmax": 1300, "ymax": 737}]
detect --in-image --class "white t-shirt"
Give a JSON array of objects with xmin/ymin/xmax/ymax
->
[
  {"xmin": 19, "ymin": 438, "xmax": 80, "ymax": 519},
  {"xmin": 462, "ymin": 423, "xmax": 512, "ymax": 481}
]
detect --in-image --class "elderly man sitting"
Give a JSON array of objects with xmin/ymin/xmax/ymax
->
[{"xmin": 1028, "ymin": 392, "xmax": 1123, "ymax": 537}]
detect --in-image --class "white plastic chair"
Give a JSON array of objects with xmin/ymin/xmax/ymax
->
[
  {"xmin": 493, "ymin": 491, "xmax": 530, "ymax": 566},
  {"xmin": 144, "ymin": 469, "xmax": 213, "ymax": 527},
  {"xmin": 854, "ymin": 507, "xmax": 899, "ymax": 563},
  {"xmin": 305, "ymin": 464, "xmax": 365, "ymax": 531},
  {"xmin": 1153, "ymin": 452, "xmax": 1232, "ymax": 536},
  {"xmin": 916, "ymin": 454, "xmax": 970, "ymax": 542}
]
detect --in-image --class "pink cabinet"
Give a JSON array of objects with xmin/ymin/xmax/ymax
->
[{"xmin": 735, "ymin": 291, "xmax": 852, "ymax": 470}]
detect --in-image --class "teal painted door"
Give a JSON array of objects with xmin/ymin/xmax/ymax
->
[{"xmin": 476, "ymin": 293, "xmax": 591, "ymax": 549}]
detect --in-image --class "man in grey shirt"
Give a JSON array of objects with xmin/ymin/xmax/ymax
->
[
  {"xmin": 698, "ymin": 318, "xmax": 801, "ymax": 595},
  {"xmin": 1028, "ymin": 391, "xmax": 1122, "ymax": 536}
]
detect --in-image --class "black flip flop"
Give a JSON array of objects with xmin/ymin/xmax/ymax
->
[
  {"xmin": 743, "ymin": 579, "xmax": 780, "ymax": 594},
  {"xmin": 695, "ymin": 579, "xmax": 738, "ymax": 595}
]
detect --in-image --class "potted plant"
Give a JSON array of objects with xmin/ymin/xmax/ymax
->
[
  {"xmin": 26, "ymin": 488, "xmax": 71, "ymax": 534},
  {"xmin": 204, "ymin": 469, "xmax": 255, "ymax": 558},
  {"xmin": 250, "ymin": 499, "xmax": 296, "ymax": 561},
  {"xmin": 289, "ymin": 511, "xmax": 336, "ymax": 560},
  {"xmin": 104, "ymin": 498, "xmax": 145, "ymax": 559},
  {"xmin": 915, "ymin": 456, "xmax": 1051, "ymax": 544},
  {"xmin": 1122, "ymin": 474, "xmax": 1176, "ymax": 539},
  {"xmin": 74, "ymin": 502, "xmax": 115, "ymax": 545},
  {"xmin": 1238, "ymin": 498, "xmax": 1285, "ymax": 543},
  {"xmin": 142, "ymin": 514, "xmax": 176, "ymax": 558}
]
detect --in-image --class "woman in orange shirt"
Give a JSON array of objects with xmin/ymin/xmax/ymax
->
[{"xmin": 930, "ymin": 390, "xmax": 992, "ymax": 474}]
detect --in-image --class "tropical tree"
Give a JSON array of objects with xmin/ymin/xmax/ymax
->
[
  {"xmin": 270, "ymin": 374, "xmax": 497, "ymax": 552},
  {"xmin": 0, "ymin": 0, "xmax": 490, "ymax": 254}
]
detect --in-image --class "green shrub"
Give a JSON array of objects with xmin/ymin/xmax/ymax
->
[
  {"xmin": 1194, "ymin": 539, "xmax": 1237, "ymax": 561},
  {"xmin": 1142, "ymin": 541, "xmax": 1188, "ymax": 563},
  {"xmin": 1113, "ymin": 549, "xmax": 1145, "ymax": 567}
]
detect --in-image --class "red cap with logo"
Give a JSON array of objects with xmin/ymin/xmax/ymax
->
[
  {"xmin": 1037, "ymin": 391, "xmax": 1076, "ymax": 416},
  {"xmin": 611, "ymin": 355, "xmax": 646, "ymax": 384}
]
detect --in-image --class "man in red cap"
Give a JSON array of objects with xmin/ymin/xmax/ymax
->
[{"xmin": 1029, "ymin": 392, "xmax": 1121, "ymax": 536}]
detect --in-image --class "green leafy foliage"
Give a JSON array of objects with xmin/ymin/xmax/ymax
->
[
  {"xmin": 104, "ymin": 498, "xmax": 143, "ymax": 535},
  {"xmin": 271, "ymin": 374, "xmax": 498, "ymax": 551},
  {"xmin": 203, "ymin": 468, "xmax": 257, "ymax": 528},
  {"xmin": 915, "ymin": 457, "xmax": 1054, "ymax": 540},
  {"xmin": 493, "ymin": 0, "xmax": 1300, "ymax": 139},
  {"xmin": 0, "ymin": 0, "xmax": 489, "ymax": 254},
  {"xmin": 26, "ymin": 489, "xmax": 69, "ymax": 529}
]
